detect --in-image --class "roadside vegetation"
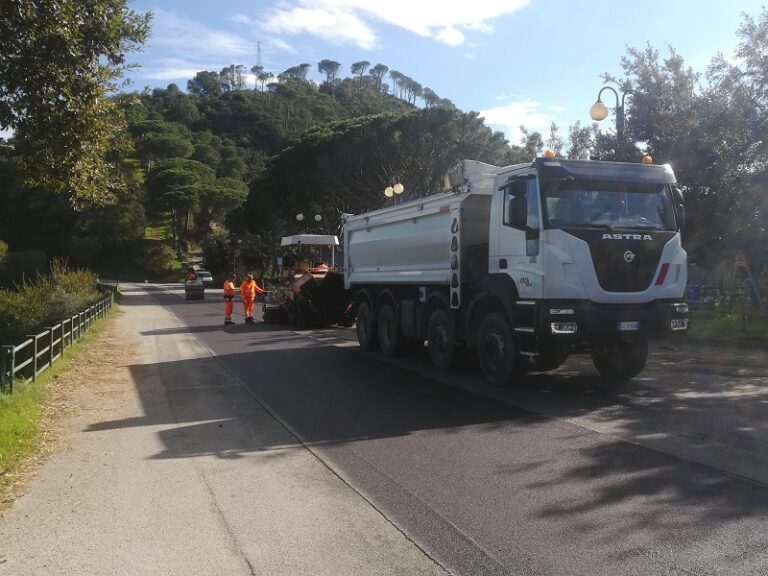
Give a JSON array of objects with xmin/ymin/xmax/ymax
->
[
  {"xmin": 0, "ymin": 260, "xmax": 100, "ymax": 346},
  {"xmin": 689, "ymin": 309, "xmax": 768, "ymax": 343},
  {"xmin": 0, "ymin": 306, "xmax": 115, "ymax": 511}
]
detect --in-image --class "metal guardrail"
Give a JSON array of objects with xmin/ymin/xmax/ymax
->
[{"xmin": 0, "ymin": 292, "xmax": 114, "ymax": 394}]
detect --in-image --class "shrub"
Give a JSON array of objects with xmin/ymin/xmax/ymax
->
[
  {"xmin": 141, "ymin": 242, "xmax": 177, "ymax": 279},
  {"xmin": 0, "ymin": 260, "xmax": 99, "ymax": 346}
]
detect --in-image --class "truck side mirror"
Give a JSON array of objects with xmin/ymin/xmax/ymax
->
[
  {"xmin": 672, "ymin": 186, "xmax": 686, "ymax": 231},
  {"xmin": 676, "ymin": 204, "xmax": 686, "ymax": 231}
]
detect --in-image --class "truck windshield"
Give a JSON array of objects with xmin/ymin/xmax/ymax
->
[{"xmin": 542, "ymin": 179, "xmax": 678, "ymax": 231}]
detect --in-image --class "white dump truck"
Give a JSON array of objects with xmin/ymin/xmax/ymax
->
[{"xmin": 343, "ymin": 156, "xmax": 689, "ymax": 384}]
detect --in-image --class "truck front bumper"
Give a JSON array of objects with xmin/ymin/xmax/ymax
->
[{"xmin": 537, "ymin": 300, "xmax": 689, "ymax": 344}]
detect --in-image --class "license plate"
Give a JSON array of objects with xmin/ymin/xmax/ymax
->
[{"xmin": 618, "ymin": 321, "xmax": 640, "ymax": 331}]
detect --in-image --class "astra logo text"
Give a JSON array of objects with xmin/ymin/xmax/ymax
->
[{"xmin": 602, "ymin": 233, "xmax": 653, "ymax": 241}]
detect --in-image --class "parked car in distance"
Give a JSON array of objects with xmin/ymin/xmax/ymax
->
[
  {"xmin": 197, "ymin": 270, "xmax": 214, "ymax": 287},
  {"xmin": 184, "ymin": 271, "xmax": 205, "ymax": 301}
]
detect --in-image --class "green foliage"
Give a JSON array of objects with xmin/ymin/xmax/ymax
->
[
  {"xmin": 0, "ymin": 370, "xmax": 47, "ymax": 483},
  {"xmin": 141, "ymin": 242, "xmax": 177, "ymax": 279},
  {"xmin": 0, "ymin": 308, "xmax": 113, "ymax": 500},
  {"xmin": 689, "ymin": 309, "xmax": 768, "ymax": 343},
  {"xmin": 201, "ymin": 228, "xmax": 234, "ymax": 277},
  {"xmin": 0, "ymin": 260, "xmax": 99, "ymax": 345},
  {"xmin": 245, "ymin": 107, "xmax": 514, "ymax": 241},
  {"xmin": 187, "ymin": 71, "xmax": 222, "ymax": 96},
  {"xmin": 609, "ymin": 9, "xmax": 768, "ymax": 268},
  {"xmin": 3, "ymin": 250, "xmax": 48, "ymax": 284},
  {"xmin": 0, "ymin": 0, "xmax": 151, "ymax": 206}
]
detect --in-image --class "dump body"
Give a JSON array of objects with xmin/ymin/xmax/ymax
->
[{"xmin": 344, "ymin": 161, "xmax": 505, "ymax": 289}]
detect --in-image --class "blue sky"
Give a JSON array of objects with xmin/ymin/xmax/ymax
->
[{"xmin": 126, "ymin": 0, "xmax": 764, "ymax": 143}]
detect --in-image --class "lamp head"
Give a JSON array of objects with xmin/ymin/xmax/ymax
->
[
  {"xmin": 589, "ymin": 100, "xmax": 609, "ymax": 121},
  {"xmin": 384, "ymin": 186, "xmax": 394, "ymax": 198},
  {"xmin": 393, "ymin": 182, "xmax": 404, "ymax": 194},
  {"xmin": 314, "ymin": 214, "xmax": 322, "ymax": 222},
  {"xmin": 296, "ymin": 213, "xmax": 304, "ymax": 222}
]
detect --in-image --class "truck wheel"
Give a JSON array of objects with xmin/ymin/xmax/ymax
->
[
  {"xmin": 591, "ymin": 340, "xmax": 648, "ymax": 381},
  {"xmin": 427, "ymin": 308, "xmax": 455, "ymax": 369},
  {"xmin": 477, "ymin": 313, "xmax": 516, "ymax": 386},
  {"xmin": 355, "ymin": 300, "xmax": 378, "ymax": 351},
  {"xmin": 378, "ymin": 302, "xmax": 401, "ymax": 356}
]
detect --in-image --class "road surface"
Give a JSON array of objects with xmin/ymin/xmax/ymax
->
[{"xmin": 2, "ymin": 283, "xmax": 767, "ymax": 575}]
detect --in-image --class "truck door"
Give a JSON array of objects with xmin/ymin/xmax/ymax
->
[{"xmin": 494, "ymin": 176, "xmax": 543, "ymax": 298}]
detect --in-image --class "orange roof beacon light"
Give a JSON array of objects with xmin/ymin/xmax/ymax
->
[
  {"xmin": 642, "ymin": 155, "xmax": 653, "ymax": 165},
  {"xmin": 543, "ymin": 149, "xmax": 556, "ymax": 159}
]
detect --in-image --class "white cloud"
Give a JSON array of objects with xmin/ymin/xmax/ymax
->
[
  {"xmin": 268, "ymin": 38, "xmax": 298, "ymax": 55},
  {"xmin": 465, "ymin": 21, "xmax": 495, "ymax": 33},
  {"xmin": 479, "ymin": 98, "xmax": 561, "ymax": 144},
  {"xmin": 262, "ymin": 6, "xmax": 378, "ymax": 50},
  {"xmin": 435, "ymin": 27, "xmax": 465, "ymax": 46},
  {"xmin": 149, "ymin": 9, "xmax": 256, "ymax": 58},
  {"xmin": 259, "ymin": 0, "xmax": 528, "ymax": 48},
  {"xmin": 230, "ymin": 14, "xmax": 256, "ymax": 26}
]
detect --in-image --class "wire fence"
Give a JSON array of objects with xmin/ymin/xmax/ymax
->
[{"xmin": 0, "ymin": 285, "xmax": 117, "ymax": 394}]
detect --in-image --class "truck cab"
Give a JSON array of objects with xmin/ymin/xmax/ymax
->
[{"xmin": 485, "ymin": 157, "xmax": 689, "ymax": 379}]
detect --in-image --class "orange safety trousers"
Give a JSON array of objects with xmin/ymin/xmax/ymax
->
[
  {"xmin": 242, "ymin": 298, "xmax": 255, "ymax": 318},
  {"xmin": 224, "ymin": 299, "xmax": 234, "ymax": 318}
]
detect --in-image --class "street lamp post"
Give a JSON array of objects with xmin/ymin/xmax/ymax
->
[
  {"xmin": 384, "ymin": 182, "xmax": 405, "ymax": 206},
  {"xmin": 590, "ymin": 85, "xmax": 632, "ymax": 159}
]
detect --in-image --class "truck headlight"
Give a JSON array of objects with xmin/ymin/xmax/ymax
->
[
  {"xmin": 671, "ymin": 319, "xmax": 688, "ymax": 331},
  {"xmin": 551, "ymin": 322, "xmax": 577, "ymax": 334}
]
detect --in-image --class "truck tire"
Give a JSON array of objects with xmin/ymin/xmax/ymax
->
[
  {"xmin": 427, "ymin": 308, "xmax": 455, "ymax": 369},
  {"xmin": 590, "ymin": 340, "xmax": 648, "ymax": 381},
  {"xmin": 477, "ymin": 313, "xmax": 517, "ymax": 386},
  {"xmin": 377, "ymin": 302, "xmax": 401, "ymax": 356},
  {"xmin": 355, "ymin": 300, "xmax": 378, "ymax": 351}
]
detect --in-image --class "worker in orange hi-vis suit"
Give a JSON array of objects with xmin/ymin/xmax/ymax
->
[
  {"xmin": 223, "ymin": 274, "xmax": 238, "ymax": 325},
  {"xmin": 240, "ymin": 273, "xmax": 265, "ymax": 324}
]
